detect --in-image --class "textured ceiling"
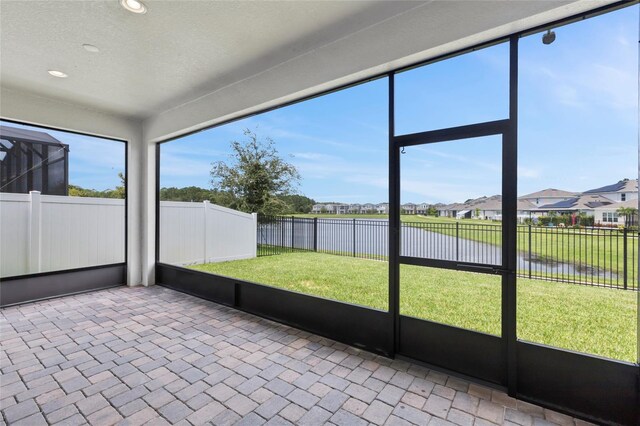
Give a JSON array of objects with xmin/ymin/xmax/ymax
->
[
  {"xmin": 0, "ymin": 1, "xmax": 614, "ymax": 124},
  {"xmin": 0, "ymin": 1, "xmax": 422, "ymax": 118}
]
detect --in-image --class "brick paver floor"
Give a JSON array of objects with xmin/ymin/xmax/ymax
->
[{"xmin": 1, "ymin": 286, "xmax": 594, "ymax": 425}]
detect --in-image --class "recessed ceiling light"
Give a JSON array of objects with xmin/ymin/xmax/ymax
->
[
  {"xmin": 120, "ymin": 0, "xmax": 147, "ymax": 14},
  {"xmin": 83, "ymin": 44, "xmax": 99, "ymax": 53},
  {"xmin": 48, "ymin": 70, "xmax": 68, "ymax": 78}
]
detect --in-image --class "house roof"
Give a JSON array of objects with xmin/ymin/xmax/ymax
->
[
  {"xmin": 583, "ymin": 179, "xmax": 638, "ymax": 194},
  {"xmin": 0, "ymin": 125, "xmax": 66, "ymax": 146},
  {"xmin": 519, "ymin": 188, "xmax": 577, "ymax": 199},
  {"xmin": 472, "ymin": 197, "xmax": 502, "ymax": 211},
  {"xmin": 458, "ymin": 198, "xmax": 537, "ymax": 212},
  {"xmin": 593, "ymin": 198, "xmax": 639, "ymax": 211},
  {"xmin": 517, "ymin": 200, "xmax": 538, "ymax": 211},
  {"xmin": 438, "ymin": 196, "xmax": 500, "ymax": 211},
  {"xmin": 540, "ymin": 194, "xmax": 613, "ymax": 211}
]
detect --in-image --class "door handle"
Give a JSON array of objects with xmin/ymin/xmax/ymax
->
[{"xmin": 456, "ymin": 263, "xmax": 513, "ymax": 275}]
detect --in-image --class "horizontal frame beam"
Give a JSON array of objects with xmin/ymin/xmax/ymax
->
[
  {"xmin": 399, "ymin": 256, "xmax": 504, "ymax": 275},
  {"xmin": 0, "ymin": 263, "xmax": 126, "ymax": 307},
  {"xmin": 393, "ymin": 120, "xmax": 509, "ymax": 147}
]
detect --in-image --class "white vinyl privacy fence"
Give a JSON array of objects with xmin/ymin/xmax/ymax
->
[
  {"xmin": 159, "ymin": 200, "xmax": 257, "ymax": 266},
  {"xmin": 0, "ymin": 191, "xmax": 125, "ymax": 277},
  {"xmin": 0, "ymin": 193, "xmax": 257, "ymax": 277}
]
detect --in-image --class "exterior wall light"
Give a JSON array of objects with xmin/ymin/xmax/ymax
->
[{"xmin": 542, "ymin": 30, "xmax": 556, "ymax": 45}]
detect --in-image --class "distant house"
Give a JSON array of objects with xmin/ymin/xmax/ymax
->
[
  {"xmin": 376, "ymin": 203, "xmax": 389, "ymax": 214},
  {"xmin": 310, "ymin": 180, "xmax": 638, "ymax": 219},
  {"xmin": 416, "ymin": 203, "xmax": 429, "ymax": 215},
  {"xmin": 362, "ymin": 203, "xmax": 376, "ymax": 214},
  {"xmin": 437, "ymin": 204, "xmax": 455, "ymax": 217},
  {"xmin": 470, "ymin": 196, "xmax": 501, "ymax": 220},
  {"xmin": 401, "ymin": 203, "xmax": 416, "ymax": 214},
  {"xmin": 313, "ymin": 202, "xmax": 387, "ymax": 214},
  {"xmin": 312, "ymin": 203, "xmax": 342, "ymax": 214},
  {"xmin": 593, "ymin": 198, "xmax": 638, "ymax": 226},
  {"xmin": 348, "ymin": 203, "xmax": 362, "ymax": 214},
  {"xmin": 517, "ymin": 200, "xmax": 538, "ymax": 220},
  {"xmin": 335, "ymin": 204, "xmax": 348, "ymax": 214},
  {"xmin": 438, "ymin": 202, "xmax": 466, "ymax": 218},
  {"xmin": 538, "ymin": 194, "xmax": 613, "ymax": 215},
  {"xmin": 583, "ymin": 178, "xmax": 638, "ymax": 203},
  {"xmin": 518, "ymin": 188, "xmax": 577, "ymax": 208}
]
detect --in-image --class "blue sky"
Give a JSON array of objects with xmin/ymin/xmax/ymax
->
[
  {"xmin": 2, "ymin": 5, "xmax": 637, "ymax": 202},
  {"xmin": 160, "ymin": 5, "xmax": 638, "ymax": 205}
]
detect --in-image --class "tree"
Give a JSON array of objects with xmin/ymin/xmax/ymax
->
[
  {"xmin": 616, "ymin": 207, "xmax": 638, "ymax": 226},
  {"xmin": 161, "ymin": 186, "xmax": 214, "ymax": 202},
  {"xmin": 576, "ymin": 212, "xmax": 589, "ymax": 226},
  {"xmin": 278, "ymin": 194, "xmax": 316, "ymax": 214},
  {"xmin": 112, "ymin": 172, "xmax": 126, "ymax": 199},
  {"xmin": 210, "ymin": 129, "xmax": 301, "ymax": 215}
]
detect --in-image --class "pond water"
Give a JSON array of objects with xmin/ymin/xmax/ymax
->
[{"xmin": 259, "ymin": 220, "xmax": 618, "ymax": 280}]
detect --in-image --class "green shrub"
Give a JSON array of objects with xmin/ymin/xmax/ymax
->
[{"xmin": 539, "ymin": 216, "xmax": 552, "ymax": 226}]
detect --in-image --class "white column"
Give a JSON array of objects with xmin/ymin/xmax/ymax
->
[
  {"xmin": 141, "ymin": 132, "xmax": 156, "ymax": 286},
  {"xmin": 127, "ymin": 132, "xmax": 143, "ymax": 286},
  {"xmin": 28, "ymin": 190, "xmax": 42, "ymax": 273}
]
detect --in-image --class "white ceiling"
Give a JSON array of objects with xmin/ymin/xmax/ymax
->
[{"xmin": 0, "ymin": 0, "xmax": 617, "ymax": 127}]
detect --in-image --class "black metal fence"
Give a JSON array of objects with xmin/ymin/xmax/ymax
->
[
  {"xmin": 257, "ymin": 215, "xmax": 638, "ymax": 290},
  {"xmin": 517, "ymin": 225, "xmax": 637, "ymax": 290},
  {"xmin": 257, "ymin": 216, "xmax": 387, "ymax": 260}
]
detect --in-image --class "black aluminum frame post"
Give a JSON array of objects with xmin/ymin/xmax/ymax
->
[
  {"xmin": 389, "ymin": 73, "xmax": 401, "ymax": 356},
  {"xmin": 504, "ymin": 34, "xmax": 519, "ymax": 396}
]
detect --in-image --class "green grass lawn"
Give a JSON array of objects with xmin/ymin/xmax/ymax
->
[{"xmin": 190, "ymin": 251, "xmax": 638, "ymax": 362}]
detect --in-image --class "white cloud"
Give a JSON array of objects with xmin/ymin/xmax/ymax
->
[
  {"xmin": 345, "ymin": 175, "xmax": 388, "ymax": 190},
  {"xmin": 292, "ymin": 152, "xmax": 339, "ymax": 161},
  {"xmin": 412, "ymin": 146, "xmax": 501, "ymax": 173},
  {"xmin": 160, "ymin": 152, "xmax": 213, "ymax": 179},
  {"xmin": 518, "ymin": 166, "xmax": 541, "ymax": 179}
]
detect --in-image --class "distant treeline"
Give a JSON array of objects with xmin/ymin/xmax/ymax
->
[
  {"xmin": 69, "ymin": 172, "xmax": 125, "ymax": 199},
  {"xmin": 160, "ymin": 186, "xmax": 315, "ymax": 214}
]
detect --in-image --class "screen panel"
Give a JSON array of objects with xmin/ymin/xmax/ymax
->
[
  {"xmin": 395, "ymin": 42, "xmax": 509, "ymax": 136},
  {"xmin": 0, "ymin": 121, "xmax": 126, "ymax": 279},
  {"xmin": 159, "ymin": 78, "xmax": 390, "ymax": 311},
  {"xmin": 516, "ymin": 5, "xmax": 639, "ymax": 363}
]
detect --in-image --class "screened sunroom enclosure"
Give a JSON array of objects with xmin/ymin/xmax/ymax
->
[{"xmin": 1, "ymin": 1, "xmax": 639, "ymax": 425}]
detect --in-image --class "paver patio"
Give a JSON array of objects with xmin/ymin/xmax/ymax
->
[{"xmin": 0, "ymin": 286, "xmax": 593, "ymax": 425}]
